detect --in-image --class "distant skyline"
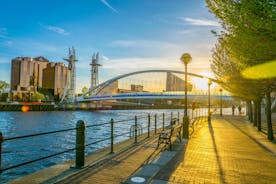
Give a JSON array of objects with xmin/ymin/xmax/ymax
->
[{"xmin": 0, "ymin": 0, "xmax": 221, "ymax": 92}]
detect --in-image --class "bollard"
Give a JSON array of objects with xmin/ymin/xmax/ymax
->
[
  {"xmin": 162, "ymin": 113, "xmax": 165, "ymax": 130},
  {"xmin": 110, "ymin": 118, "xmax": 114, "ymax": 154},
  {"xmin": 76, "ymin": 120, "xmax": 85, "ymax": 169},
  {"xmin": 147, "ymin": 114, "xmax": 150, "ymax": 138},
  {"xmin": 154, "ymin": 114, "xmax": 157, "ymax": 134},
  {"xmin": 135, "ymin": 116, "xmax": 138, "ymax": 143},
  {"xmin": 0, "ymin": 132, "xmax": 3, "ymax": 173}
]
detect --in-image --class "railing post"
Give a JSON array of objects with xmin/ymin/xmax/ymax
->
[
  {"xmin": 110, "ymin": 118, "xmax": 114, "ymax": 154},
  {"xmin": 135, "ymin": 116, "xmax": 138, "ymax": 143},
  {"xmin": 155, "ymin": 114, "xmax": 157, "ymax": 134},
  {"xmin": 177, "ymin": 112, "xmax": 180, "ymax": 123},
  {"xmin": 76, "ymin": 120, "xmax": 85, "ymax": 169},
  {"xmin": 162, "ymin": 113, "xmax": 165, "ymax": 130},
  {"xmin": 147, "ymin": 114, "xmax": 150, "ymax": 138},
  {"xmin": 0, "ymin": 132, "xmax": 3, "ymax": 173}
]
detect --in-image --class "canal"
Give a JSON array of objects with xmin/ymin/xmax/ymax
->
[{"xmin": 0, "ymin": 108, "xmax": 232, "ymax": 183}]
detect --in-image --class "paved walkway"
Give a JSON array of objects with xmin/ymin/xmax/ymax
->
[
  {"xmin": 153, "ymin": 116, "xmax": 276, "ymax": 184},
  {"xmin": 55, "ymin": 116, "xmax": 276, "ymax": 184},
  {"xmin": 56, "ymin": 137, "xmax": 160, "ymax": 184}
]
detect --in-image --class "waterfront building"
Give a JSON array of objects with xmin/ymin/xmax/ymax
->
[
  {"xmin": 42, "ymin": 63, "xmax": 68, "ymax": 99},
  {"xmin": 131, "ymin": 84, "xmax": 143, "ymax": 92},
  {"xmin": 98, "ymin": 81, "xmax": 118, "ymax": 95},
  {"xmin": 10, "ymin": 56, "xmax": 49, "ymax": 100},
  {"xmin": 166, "ymin": 72, "xmax": 192, "ymax": 92}
]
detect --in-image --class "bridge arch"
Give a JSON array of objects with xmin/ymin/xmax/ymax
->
[{"xmin": 80, "ymin": 69, "xmax": 218, "ymax": 100}]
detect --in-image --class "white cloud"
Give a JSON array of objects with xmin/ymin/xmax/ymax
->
[
  {"xmin": 100, "ymin": 0, "xmax": 118, "ymax": 13},
  {"xmin": 102, "ymin": 55, "xmax": 110, "ymax": 61},
  {"xmin": 181, "ymin": 17, "xmax": 220, "ymax": 27},
  {"xmin": 40, "ymin": 23, "xmax": 69, "ymax": 35}
]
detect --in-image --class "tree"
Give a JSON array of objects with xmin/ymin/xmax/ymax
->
[
  {"xmin": 0, "ymin": 81, "xmax": 9, "ymax": 93},
  {"xmin": 207, "ymin": 0, "xmax": 276, "ymax": 140},
  {"xmin": 31, "ymin": 92, "xmax": 45, "ymax": 102},
  {"xmin": 81, "ymin": 86, "xmax": 89, "ymax": 94}
]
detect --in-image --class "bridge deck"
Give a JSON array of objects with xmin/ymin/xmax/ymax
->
[{"xmin": 59, "ymin": 116, "xmax": 276, "ymax": 184}]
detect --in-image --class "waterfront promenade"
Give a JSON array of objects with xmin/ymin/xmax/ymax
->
[{"xmin": 9, "ymin": 115, "xmax": 276, "ymax": 184}]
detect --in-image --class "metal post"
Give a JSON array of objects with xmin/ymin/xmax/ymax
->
[
  {"xmin": 135, "ymin": 116, "xmax": 138, "ymax": 143},
  {"xmin": 154, "ymin": 114, "xmax": 157, "ymax": 134},
  {"xmin": 147, "ymin": 114, "xmax": 150, "ymax": 138},
  {"xmin": 219, "ymin": 89, "xmax": 223, "ymax": 116},
  {"xmin": 177, "ymin": 112, "xmax": 180, "ymax": 123},
  {"xmin": 162, "ymin": 113, "xmax": 165, "ymax": 130},
  {"xmin": 76, "ymin": 120, "xmax": 85, "ymax": 168},
  {"xmin": 110, "ymin": 118, "xmax": 114, "ymax": 154},
  {"xmin": 208, "ymin": 80, "xmax": 212, "ymax": 123},
  {"xmin": 0, "ymin": 132, "xmax": 3, "ymax": 173}
]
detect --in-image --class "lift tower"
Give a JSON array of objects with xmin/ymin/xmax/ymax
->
[
  {"xmin": 61, "ymin": 47, "xmax": 78, "ymax": 103},
  {"xmin": 90, "ymin": 52, "xmax": 101, "ymax": 90}
]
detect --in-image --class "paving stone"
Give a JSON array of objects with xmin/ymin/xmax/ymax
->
[
  {"xmin": 151, "ymin": 151, "xmax": 177, "ymax": 166},
  {"xmin": 153, "ymin": 116, "xmax": 276, "ymax": 184}
]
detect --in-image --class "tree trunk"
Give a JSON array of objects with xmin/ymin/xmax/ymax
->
[
  {"xmin": 253, "ymin": 101, "xmax": 257, "ymax": 127},
  {"xmin": 257, "ymin": 99, "xmax": 261, "ymax": 131},
  {"xmin": 266, "ymin": 91, "xmax": 274, "ymax": 140},
  {"xmin": 247, "ymin": 100, "xmax": 253, "ymax": 122}
]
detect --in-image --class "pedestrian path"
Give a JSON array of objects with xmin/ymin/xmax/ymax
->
[
  {"xmin": 153, "ymin": 116, "xmax": 276, "ymax": 184},
  {"xmin": 56, "ymin": 137, "xmax": 160, "ymax": 184}
]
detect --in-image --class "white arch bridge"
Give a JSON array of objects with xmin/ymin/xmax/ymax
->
[{"xmin": 76, "ymin": 69, "xmax": 230, "ymax": 102}]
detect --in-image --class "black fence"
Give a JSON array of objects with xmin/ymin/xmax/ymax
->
[{"xmin": 0, "ymin": 109, "xmax": 208, "ymax": 176}]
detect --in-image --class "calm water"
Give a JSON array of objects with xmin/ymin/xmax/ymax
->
[
  {"xmin": 0, "ymin": 108, "xmax": 233, "ymax": 183},
  {"xmin": 0, "ymin": 109, "xmax": 186, "ymax": 183}
]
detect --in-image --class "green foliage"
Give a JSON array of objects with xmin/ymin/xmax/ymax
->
[
  {"xmin": 0, "ymin": 81, "xmax": 9, "ymax": 93},
  {"xmin": 31, "ymin": 92, "xmax": 45, "ymax": 101},
  {"xmin": 81, "ymin": 86, "xmax": 89, "ymax": 94},
  {"xmin": 207, "ymin": 0, "xmax": 276, "ymax": 100}
]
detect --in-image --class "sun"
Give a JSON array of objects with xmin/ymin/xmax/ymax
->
[{"xmin": 191, "ymin": 72, "xmax": 215, "ymax": 91}]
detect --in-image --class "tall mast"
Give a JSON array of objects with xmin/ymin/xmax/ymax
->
[
  {"xmin": 62, "ymin": 47, "xmax": 78, "ymax": 103},
  {"xmin": 90, "ymin": 52, "xmax": 101, "ymax": 90}
]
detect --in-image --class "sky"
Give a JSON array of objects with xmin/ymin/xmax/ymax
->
[{"xmin": 0, "ymin": 0, "xmax": 221, "ymax": 92}]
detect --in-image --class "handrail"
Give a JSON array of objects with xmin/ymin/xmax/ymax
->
[
  {"xmin": 4, "ymin": 127, "xmax": 77, "ymax": 141},
  {"xmin": 0, "ymin": 110, "xmax": 208, "ymax": 180},
  {"xmin": 2, "ymin": 147, "xmax": 76, "ymax": 172}
]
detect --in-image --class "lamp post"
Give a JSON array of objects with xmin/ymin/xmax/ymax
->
[
  {"xmin": 208, "ymin": 79, "xmax": 212, "ymax": 123},
  {"xmin": 180, "ymin": 53, "xmax": 192, "ymax": 139},
  {"xmin": 219, "ymin": 88, "xmax": 223, "ymax": 116}
]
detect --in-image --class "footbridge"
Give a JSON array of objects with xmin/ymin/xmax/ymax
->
[{"xmin": 76, "ymin": 69, "xmax": 229, "ymax": 102}]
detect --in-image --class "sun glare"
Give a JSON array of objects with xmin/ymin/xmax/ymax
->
[{"xmin": 192, "ymin": 72, "xmax": 214, "ymax": 90}]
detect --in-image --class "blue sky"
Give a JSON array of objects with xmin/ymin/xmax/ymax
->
[{"xmin": 0, "ymin": 0, "xmax": 221, "ymax": 91}]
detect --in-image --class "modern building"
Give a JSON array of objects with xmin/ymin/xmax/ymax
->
[
  {"xmin": 131, "ymin": 84, "xmax": 143, "ymax": 92},
  {"xmin": 10, "ymin": 56, "xmax": 49, "ymax": 100},
  {"xmin": 42, "ymin": 63, "xmax": 68, "ymax": 99},
  {"xmin": 98, "ymin": 81, "xmax": 118, "ymax": 95},
  {"xmin": 10, "ymin": 56, "xmax": 68, "ymax": 101},
  {"xmin": 166, "ymin": 72, "xmax": 192, "ymax": 92}
]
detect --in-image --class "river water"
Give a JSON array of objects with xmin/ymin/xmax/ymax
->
[{"xmin": 0, "ymin": 108, "xmax": 232, "ymax": 183}]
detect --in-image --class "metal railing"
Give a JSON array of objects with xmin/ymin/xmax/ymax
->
[{"xmin": 0, "ymin": 109, "xmax": 208, "ymax": 176}]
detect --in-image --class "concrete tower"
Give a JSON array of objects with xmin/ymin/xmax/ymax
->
[
  {"xmin": 90, "ymin": 52, "xmax": 101, "ymax": 90},
  {"xmin": 61, "ymin": 47, "xmax": 78, "ymax": 103}
]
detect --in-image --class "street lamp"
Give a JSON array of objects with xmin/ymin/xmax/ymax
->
[
  {"xmin": 180, "ymin": 53, "xmax": 192, "ymax": 139},
  {"xmin": 219, "ymin": 88, "xmax": 223, "ymax": 116},
  {"xmin": 208, "ymin": 79, "xmax": 212, "ymax": 123}
]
